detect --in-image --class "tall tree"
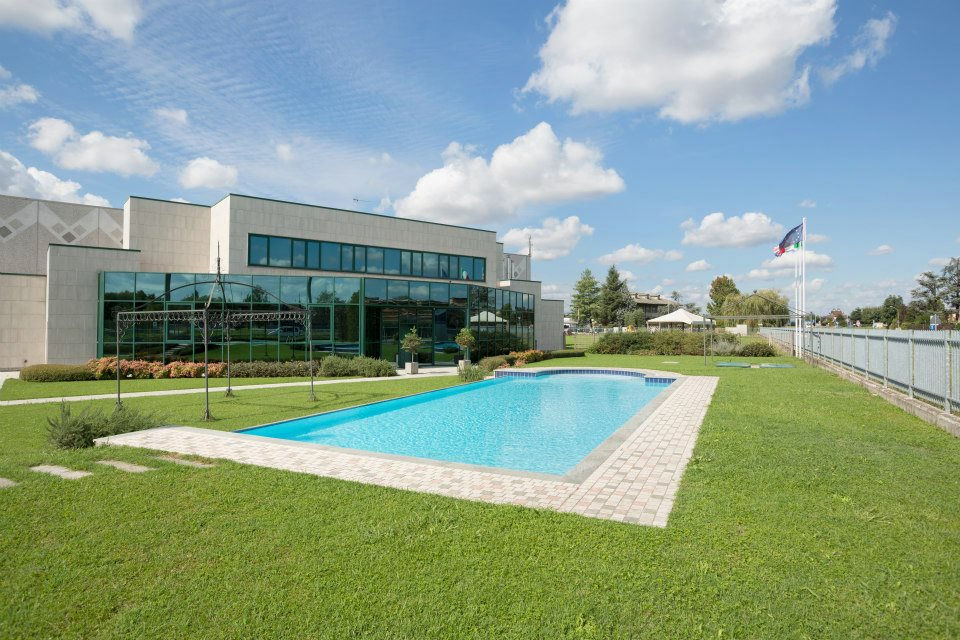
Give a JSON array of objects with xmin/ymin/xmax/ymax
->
[
  {"xmin": 880, "ymin": 295, "xmax": 905, "ymax": 326},
  {"xmin": 596, "ymin": 265, "xmax": 632, "ymax": 326},
  {"xmin": 707, "ymin": 275, "xmax": 740, "ymax": 323},
  {"xmin": 910, "ymin": 271, "xmax": 944, "ymax": 311},
  {"xmin": 570, "ymin": 268, "xmax": 600, "ymax": 328},
  {"xmin": 941, "ymin": 257, "xmax": 960, "ymax": 317}
]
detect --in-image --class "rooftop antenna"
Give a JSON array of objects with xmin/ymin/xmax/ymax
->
[{"xmin": 528, "ymin": 235, "xmax": 532, "ymax": 258}]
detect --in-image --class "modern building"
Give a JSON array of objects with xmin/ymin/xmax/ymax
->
[
  {"xmin": 0, "ymin": 193, "xmax": 564, "ymax": 370},
  {"xmin": 630, "ymin": 292, "xmax": 680, "ymax": 320}
]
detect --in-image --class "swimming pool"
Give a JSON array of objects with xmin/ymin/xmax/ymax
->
[{"xmin": 241, "ymin": 371, "xmax": 674, "ymax": 475}]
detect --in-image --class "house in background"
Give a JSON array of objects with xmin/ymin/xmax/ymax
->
[{"xmin": 630, "ymin": 293, "xmax": 680, "ymax": 320}]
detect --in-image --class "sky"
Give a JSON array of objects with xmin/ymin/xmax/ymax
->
[{"xmin": 1, "ymin": 0, "xmax": 958, "ymax": 314}]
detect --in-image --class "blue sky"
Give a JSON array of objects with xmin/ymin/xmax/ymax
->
[{"xmin": 1, "ymin": 0, "xmax": 957, "ymax": 313}]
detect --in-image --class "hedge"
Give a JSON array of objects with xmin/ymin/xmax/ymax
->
[
  {"xmin": 588, "ymin": 331, "xmax": 739, "ymax": 356},
  {"xmin": 20, "ymin": 364, "xmax": 95, "ymax": 382}
]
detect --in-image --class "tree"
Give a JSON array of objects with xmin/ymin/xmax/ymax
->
[
  {"xmin": 571, "ymin": 268, "xmax": 601, "ymax": 328},
  {"xmin": 941, "ymin": 257, "xmax": 960, "ymax": 317},
  {"xmin": 596, "ymin": 266, "xmax": 632, "ymax": 327},
  {"xmin": 911, "ymin": 271, "xmax": 944, "ymax": 312},
  {"xmin": 880, "ymin": 295, "xmax": 905, "ymax": 327},
  {"xmin": 401, "ymin": 327, "xmax": 422, "ymax": 362},
  {"xmin": 623, "ymin": 308, "xmax": 645, "ymax": 329},
  {"xmin": 670, "ymin": 290, "xmax": 682, "ymax": 303},
  {"xmin": 707, "ymin": 276, "xmax": 740, "ymax": 321},
  {"xmin": 455, "ymin": 327, "xmax": 476, "ymax": 361},
  {"xmin": 742, "ymin": 289, "xmax": 790, "ymax": 327}
]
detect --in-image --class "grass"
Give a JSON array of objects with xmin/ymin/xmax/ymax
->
[
  {"xmin": 0, "ymin": 376, "xmax": 350, "ymax": 401},
  {"xmin": 1, "ymin": 356, "xmax": 959, "ymax": 638}
]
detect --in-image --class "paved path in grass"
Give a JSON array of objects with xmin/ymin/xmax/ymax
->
[
  {"xmin": 98, "ymin": 372, "xmax": 719, "ymax": 527},
  {"xmin": 0, "ymin": 367, "xmax": 459, "ymax": 406}
]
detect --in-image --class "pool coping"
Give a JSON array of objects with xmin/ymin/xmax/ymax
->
[
  {"xmin": 234, "ymin": 367, "xmax": 681, "ymax": 483},
  {"xmin": 96, "ymin": 368, "xmax": 719, "ymax": 527}
]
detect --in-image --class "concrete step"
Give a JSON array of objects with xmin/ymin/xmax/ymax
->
[
  {"xmin": 96, "ymin": 460, "xmax": 155, "ymax": 473},
  {"xmin": 30, "ymin": 465, "xmax": 92, "ymax": 479}
]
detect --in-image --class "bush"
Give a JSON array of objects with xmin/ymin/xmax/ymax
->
[
  {"xmin": 508, "ymin": 349, "xmax": 546, "ymax": 365},
  {"xmin": 20, "ymin": 364, "xmax": 94, "ymax": 382},
  {"xmin": 709, "ymin": 340, "xmax": 739, "ymax": 356},
  {"xmin": 547, "ymin": 350, "xmax": 586, "ymax": 359},
  {"xmin": 587, "ymin": 332, "xmax": 655, "ymax": 355},
  {"xmin": 478, "ymin": 355, "xmax": 512, "ymax": 373},
  {"xmin": 47, "ymin": 402, "xmax": 164, "ymax": 449},
  {"xmin": 458, "ymin": 364, "xmax": 486, "ymax": 382},
  {"xmin": 319, "ymin": 355, "xmax": 357, "ymax": 377},
  {"xmin": 230, "ymin": 360, "xmax": 313, "ymax": 378},
  {"xmin": 352, "ymin": 356, "xmax": 397, "ymax": 377},
  {"xmin": 737, "ymin": 342, "xmax": 778, "ymax": 357}
]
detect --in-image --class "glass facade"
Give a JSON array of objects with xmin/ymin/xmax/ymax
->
[
  {"xmin": 247, "ymin": 233, "xmax": 487, "ymax": 283},
  {"xmin": 98, "ymin": 272, "xmax": 534, "ymax": 364}
]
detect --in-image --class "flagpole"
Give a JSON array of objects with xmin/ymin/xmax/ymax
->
[
  {"xmin": 793, "ymin": 234, "xmax": 799, "ymax": 355},
  {"xmin": 801, "ymin": 217, "xmax": 807, "ymax": 358}
]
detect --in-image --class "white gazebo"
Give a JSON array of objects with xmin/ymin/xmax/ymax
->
[{"xmin": 646, "ymin": 308, "xmax": 714, "ymax": 332}]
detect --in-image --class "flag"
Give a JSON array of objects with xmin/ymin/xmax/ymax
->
[{"xmin": 774, "ymin": 223, "xmax": 803, "ymax": 256}]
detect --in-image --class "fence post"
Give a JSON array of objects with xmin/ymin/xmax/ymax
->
[
  {"xmin": 883, "ymin": 332, "xmax": 888, "ymax": 387},
  {"xmin": 865, "ymin": 332, "xmax": 870, "ymax": 380},
  {"xmin": 908, "ymin": 331, "xmax": 915, "ymax": 399},
  {"xmin": 946, "ymin": 332, "xmax": 952, "ymax": 413}
]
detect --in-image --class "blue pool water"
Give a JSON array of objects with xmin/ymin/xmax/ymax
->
[{"xmin": 241, "ymin": 373, "xmax": 672, "ymax": 475}]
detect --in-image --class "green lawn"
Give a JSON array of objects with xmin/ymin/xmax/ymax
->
[
  {"xmin": 0, "ymin": 375, "xmax": 352, "ymax": 401},
  {"xmin": 1, "ymin": 356, "xmax": 958, "ymax": 638}
]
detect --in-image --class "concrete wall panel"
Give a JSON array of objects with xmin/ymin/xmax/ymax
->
[
  {"xmin": 124, "ymin": 197, "xmax": 210, "ymax": 273},
  {"xmin": 0, "ymin": 273, "xmax": 46, "ymax": 369}
]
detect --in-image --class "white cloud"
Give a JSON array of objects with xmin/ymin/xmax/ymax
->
[
  {"xmin": 649, "ymin": 285, "xmax": 663, "ymax": 295},
  {"xmin": 807, "ymin": 233, "xmax": 829, "ymax": 244},
  {"xmin": 0, "ymin": 83, "xmax": 39, "ymax": 107},
  {"xmin": 763, "ymin": 249, "xmax": 833, "ymax": 269},
  {"xmin": 0, "ymin": 149, "xmax": 109, "ymax": 206},
  {"xmin": 869, "ymin": 244, "xmax": 893, "ymax": 256},
  {"xmin": 0, "ymin": 64, "xmax": 9, "ymax": 79},
  {"xmin": 170, "ymin": 197, "xmax": 189, "ymax": 203},
  {"xmin": 929, "ymin": 257, "xmax": 950, "ymax": 268},
  {"xmin": 808, "ymin": 278, "xmax": 826, "ymax": 292},
  {"xmin": 821, "ymin": 12, "xmax": 897, "ymax": 84},
  {"xmin": 685, "ymin": 259, "xmax": 712, "ymax": 272},
  {"xmin": 541, "ymin": 283, "xmax": 572, "ymax": 307},
  {"xmin": 618, "ymin": 269, "xmax": 637, "ymax": 282},
  {"xmin": 394, "ymin": 122, "xmax": 624, "ymax": 224},
  {"xmin": 0, "ymin": 0, "xmax": 142, "ymax": 41},
  {"xmin": 681, "ymin": 212, "xmax": 784, "ymax": 248},
  {"xmin": 524, "ymin": 0, "xmax": 836, "ymax": 123},
  {"xmin": 275, "ymin": 143, "xmax": 294, "ymax": 162},
  {"xmin": 598, "ymin": 244, "xmax": 683, "ymax": 265},
  {"xmin": 154, "ymin": 107, "xmax": 188, "ymax": 126},
  {"xmin": 798, "ymin": 199, "xmax": 817, "ymax": 208},
  {"xmin": 28, "ymin": 117, "xmax": 157, "ymax": 176},
  {"xmin": 500, "ymin": 215, "xmax": 594, "ymax": 261},
  {"xmin": 178, "ymin": 156, "xmax": 237, "ymax": 190}
]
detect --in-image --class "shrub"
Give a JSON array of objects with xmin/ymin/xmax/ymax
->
[
  {"xmin": 478, "ymin": 355, "xmax": 511, "ymax": 373},
  {"xmin": 230, "ymin": 360, "xmax": 314, "ymax": 378},
  {"xmin": 319, "ymin": 355, "xmax": 357, "ymax": 377},
  {"xmin": 547, "ymin": 349, "xmax": 586, "ymax": 359},
  {"xmin": 352, "ymin": 356, "xmax": 397, "ymax": 378},
  {"xmin": 458, "ymin": 364, "xmax": 486, "ymax": 382},
  {"xmin": 508, "ymin": 349, "xmax": 546, "ymax": 365},
  {"xmin": 737, "ymin": 342, "xmax": 778, "ymax": 357},
  {"xmin": 587, "ymin": 332, "xmax": 655, "ymax": 355},
  {"xmin": 48, "ymin": 402, "xmax": 165, "ymax": 449},
  {"xmin": 20, "ymin": 364, "xmax": 94, "ymax": 382},
  {"xmin": 709, "ymin": 340, "xmax": 739, "ymax": 356}
]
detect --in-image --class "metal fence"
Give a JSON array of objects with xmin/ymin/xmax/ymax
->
[{"xmin": 760, "ymin": 327, "xmax": 959, "ymax": 413}]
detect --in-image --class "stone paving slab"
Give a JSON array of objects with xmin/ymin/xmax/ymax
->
[
  {"xmin": 0, "ymin": 367, "xmax": 458, "ymax": 406},
  {"xmin": 156, "ymin": 455, "xmax": 215, "ymax": 468},
  {"xmin": 0, "ymin": 477, "xmax": 17, "ymax": 488},
  {"xmin": 98, "ymin": 372, "xmax": 719, "ymax": 527},
  {"xmin": 30, "ymin": 465, "xmax": 92, "ymax": 480},
  {"xmin": 96, "ymin": 459, "xmax": 154, "ymax": 473}
]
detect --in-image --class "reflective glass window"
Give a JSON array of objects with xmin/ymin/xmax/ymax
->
[
  {"xmin": 450, "ymin": 284, "xmax": 468, "ymax": 307},
  {"xmin": 225, "ymin": 274, "xmax": 252, "ymax": 303},
  {"xmin": 474, "ymin": 258, "xmax": 485, "ymax": 282},
  {"xmin": 335, "ymin": 277, "xmax": 361, "ymax": 304},
  {"xmin": 251, "ymin": 275, "xmax": 281, "ymax": 305},
  {"xmin": 460, "ymin": 257, "xmax": 474, "ymax": 280},
  {"xmin": 136, "ymin": 273, "xmax": 165, "ymax": 300},
  {"xmin": 422, "ymin": 252, "xmax": 438, "ymax": 278},
  {"xmin": 321, "ymin": 242, "xmax": 340, "ymax": 271},
  {"xmin": 366, "ymin": 247, "xmax": 383, "ymax": 273},
  {"xmin": 310, "ymin": 277, "xmax": 334, "ymax": 303},
  {"xmin": 354, "ymin": 246, "xmax": 366, "ymax": 272},
  {"xmin": 364, "ymin": 278, "xmax": 387, "ymax": 303},
  {"xmin": 292, "ymin": 240, "xmax": 306, "ymax": 268},
  {"xmin": 281, "ymin": 276, "xmax": 310, "ymax": 305},
  {"xmin": 340, "ymin": 245, "xmax": 354, "ymax": 271},
  {"xmin": 334, "ymin": 305, "xmax": 360, "ymax": 344},
  {"xmin": 268, "ymin": 237, "xmax": 291, "ymax": 267},
  {"xmin": 167, "ymin": 273, "xmax": 196, "ymax": 302},
  {"xmin": 411, "ymin": 252, "xmax": 422, "ymax": 276},
  {"xmin": 387, "ymin": 279, "xmax": 409, "ymax": 302},
  {"xmin": 249, "ymin": 235, "xmax": 269, "ymax": 266},
  {"xmin": 400, "ymin": 251, "xmax": 411, "ymax": 275},
  {"xmin": 438, "ymin": 255, "xmax": 449, "ymax": 279},
  {"xmin": 307, "ymin": 241, "xmax": 320, "ymax": 269},
  {"xmin": 409, "ymin": 281, "xmax": 429, "ymax": 303},
  {"xmin": 430, "ymin": 282, "xmax": 449, "ymax": 304},
  {"xmin": 104, "ymin": 272, "xmax": 136, "ymax": 300},
  {"xmin": 384, "ymin": 249, "xmax": 401, "ymax": 275}
]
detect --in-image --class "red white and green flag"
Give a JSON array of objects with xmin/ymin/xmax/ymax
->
[{"xmin": 773, "ymin": 223, "xmax": 803, "ymax": 256}]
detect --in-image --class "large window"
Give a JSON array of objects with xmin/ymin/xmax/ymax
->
[{"xmin": 247, "ymin": 233, "xmax": 486, "ymax": 282}]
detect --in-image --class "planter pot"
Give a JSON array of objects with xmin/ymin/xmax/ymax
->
[
  {"xmin": 457, "ymin": 359, "xmax": 471, "ymax": 372},
  {"xmin": 404, "ymin": 361, "xmax": 419, "ymax": 375}
]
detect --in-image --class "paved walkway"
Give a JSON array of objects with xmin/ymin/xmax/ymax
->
[
  {"xmin": 98, "ymin": 373, "xmax": 719, "ymax": 527},
  {"xmin": 0, "ymin": 367, "xmax": 458, "ymax": 406}
]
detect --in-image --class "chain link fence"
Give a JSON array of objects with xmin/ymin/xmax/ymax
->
[{"xmin": 760, "ymin": 327, "xmax": 959, "ymax": 414}]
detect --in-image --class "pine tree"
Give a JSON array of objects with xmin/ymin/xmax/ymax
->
[
  {"xmin": 707, "ymin": 275, "xmax": 740, "ymax": 319},
  {"xmin": 571, "ymin": 268, "xmax": 600, "ymax": 328},
  {"xmin": 597, "ymin": 265, "xmax": 632, "ymax": 327}
]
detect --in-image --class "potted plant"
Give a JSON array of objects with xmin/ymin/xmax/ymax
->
[
  {"xmin": 454, "ymin": 327, "xmax": 477, "ymax": 371},
  {"xmin": 401, "ymin": 327, "xmax": 422, "ymax": 374}
]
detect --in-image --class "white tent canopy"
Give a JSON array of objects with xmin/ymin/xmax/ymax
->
[{"xmin": 646, "ymin": 308, "xmax": 714, "ymax": 331}]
